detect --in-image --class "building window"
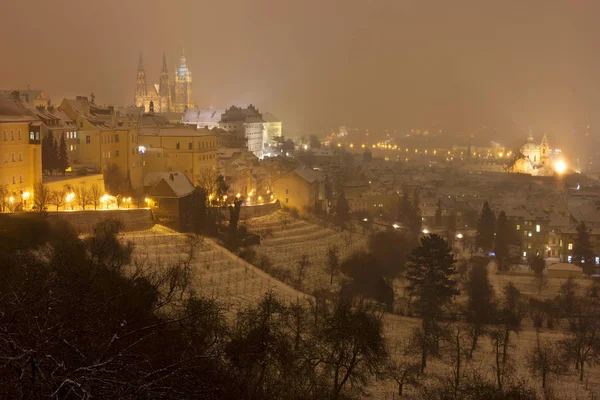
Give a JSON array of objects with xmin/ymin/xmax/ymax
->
[
  {"xmin": 10, "ymin": 130, "xmax": 14, "ymax": 141},
  {"xmin": 154, "ymin": 201, "xmax": 159, "ymax": 208},
  {"xmin": 115, "ymin": 150, "xmax": 120, "ymax": 157},
  {"xmin": 86, "ymin": 135, "xmax": 91, "ymax": 144},
  {"xmin": 188, "ymin": 142, "xmax": 192, "ymax": 150},
  {"xmin": 17, "ymin": 130, "xmax": 21, "ymax": 140},
  {"xmin": 596, "ymin": 257, "xmax": 600, "ymax": 265},
  {"xmin": 516, "ymin": 224, "xmax": 520, "ymax": 231},
  {"xmin": 2, "ymin": 130, "xmax": 5, "ymax": 141},
  {"xmin": 286, "ymin": 198, "xmax": 289, "ymax": 204},
  {"xmin": 523, "ymin": 251, "xmax": 527, "ymax": 257},
  {"xmin": 568, "ymin": 255, "xmax": 572, "ymax": 263},
  {"xmin": 536, "ymin": 224, "xmax": 541, "ymax": 232},
  {"xmin": 19, "ymin": 175, "xmax": 22, "ymax": 184},
  {"xmin": 568, "ymin": 243, "xmax": 573, "ymax": 250},
  {"xmin": 30, "ymin": 132, "xmax": 34, "ymax": 140},
  {"xmin": 18, "ymin": 152, "xmax": 22, "ymax": 161},
  {"xmin": 12, "ymin": 177, "xmax": 15, "ymax": 184},
  {"xmin": 176, "ymin": 142, "xmax": 180, "ymax": 150},
  {"xmin": 3, "ymin": 154, "xmax": 6, "ymax": 163},
  {"xmin": 115, "ymin": 134, "xmax": 119, "ymax": 143},
  {"xmin": 74, "ymin": 132, "xmax": 77, "ymax": 139},
  {"xmin": 80, "ymin": 122, "xmax": 83, "ymax": 128},
  {"xmin": 286, "ymin": 189, "xmax": 289, "ymax": 194},
  {"xmin": 70, "ymin": 145, "xmax": 74, "ymax": 151},
  {"xmin": 11, "ymin": 153, "xmax": 15, "ymax": 162}
]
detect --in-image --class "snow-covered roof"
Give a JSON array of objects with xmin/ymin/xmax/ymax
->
[
  {"xmin": 147, "ymin": 171, "xmax": 195, "ymax": 198},
  {"xmin": 548, "ymin": 263, "xmax": 583, "ymax": 272},
  {"xmin": 0, "ymin": 98, "xmax": 38, "ymax": 122},
  {"xmin": 261, "ymin": 112, "xmax": 280, "ymax": 123},
  {"xmin": 182, "ymin": 108, "xmax": 225, "ymax": 124},
  {"xmin": 294, "ymin": 168, "xmax": 326, "ymax": 183}
]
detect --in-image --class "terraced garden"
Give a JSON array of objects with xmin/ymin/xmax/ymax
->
[
  {"xmin": 120, "ymin": 225, "xmax": 308, "ymax": 318},
  {"xmin": 244, "ymin": 211, "xmax": 369, "ymax": 293}
]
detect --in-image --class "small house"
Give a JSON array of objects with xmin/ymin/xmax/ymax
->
[{"xmin": 145, "ymin": 171, "xmax": 195, "ymax": 222}]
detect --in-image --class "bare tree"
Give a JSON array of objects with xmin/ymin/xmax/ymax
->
[
  {"xmin": 560, "ymin": 300, "xmax": 600, "ymax": 381},
  {"xmin": 527, "ymin": 332, "xmax": 565, "ymax": 389},
  {"xmin": 489, "ymin": 282, "xmax": 528, "ymax": 392},
  {"xmin": 49, "ymin": 188, "xmax": 66, "ymax": 211},
  {"xmin": 75, "ymin": 186, "xmax": 92, "ymax": 210},
  {"xmin": 196, "ymin": 167, "xmax": 219, "ymax": 198},
  {"xmin": 326, "ymin": 244, "xmax": 340, "ymax": 285},
  {"xmin": 89, "ymin": 183, "xmax": 102, "ymax": 210},
  {"xmin": 297, "ymin": 254, "xmax": 311, "ymax": 289},
  {"xmin": 386, "ymin": 359, "xmax": 421, "ymax": 397},
  {"xmin": 33, "ymin": 182, "xmax": 50, "ymax": 212},
  {"xmin": 529, "ymin": 255, "xmax": 547, "ymax": 295},
  {"xmin": 0, "ymin": 184, "xmax": 8, "ymax": 212}
]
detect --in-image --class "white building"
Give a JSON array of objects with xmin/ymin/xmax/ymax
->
[
  {"xmin": 262, "ymin": 112, "xmax": 282, "ymax": 144},
  {"xmin": 219, "ymin": 105, "xmax": 265, "ymax": 159}
]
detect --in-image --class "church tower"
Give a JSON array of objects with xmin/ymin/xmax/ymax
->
[
  {"xmin": 174, "ymin": 44, "xmax": 193, "ymax": 112},
  {"xmin": 159, "ymin": 52, "xmax": 172, "ymax": 112},
  {"xmin": 540, "ymin": 133, "xmax": 550, "ymax": 166},
  {"xmin": 134, "ymin": 53, "xmax": 147, "ymax": 108}
]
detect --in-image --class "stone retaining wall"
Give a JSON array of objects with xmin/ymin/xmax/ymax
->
[
  {"xmin": 216, "ymin": 200, "xmax": 280, "ymax": 221},
  {"xmin": 46, "ymin": 209, "xmax": 154, "ymax": 233}
]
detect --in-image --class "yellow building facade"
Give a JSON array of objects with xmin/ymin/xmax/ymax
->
[
  {"xmin": 0, "ymin": 99, "xmax": 42, "ymax": 209},
  {"xmin": 138, "ymin": 127, "xmax": 216, "ymax": 183}
]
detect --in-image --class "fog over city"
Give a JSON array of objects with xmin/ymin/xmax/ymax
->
[
  {"xmin": 3, "ymin": 0, "xmax": 600, "ymax": 142},
  {"xmin": 1, "ymin": 1, "xmax": 600, "ymax": 399}
]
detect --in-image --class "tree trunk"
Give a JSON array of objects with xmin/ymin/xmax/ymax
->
[
  {"xmin": 398, "ymin": 382, "xmax": 403, "ymax": 396},
  {"xmin": 421, "ymin": 344, "xmax": 427, "ymax": 372},
  {"xmin": 580, "ymin": 361, "xmax": 585, "ymax": 381}
]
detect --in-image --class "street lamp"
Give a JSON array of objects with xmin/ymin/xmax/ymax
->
[
  {"xmin": 66, "ymin": 192, "xmax": 75, "ymax": 210},
  {"xmin": 422, "ymin": 229, "xmax": 429, "ymax": 234},
  {"xmin": 392, "ymin": 223, "xmax": 400, "ymax": 229},
  {"xmin": 456, "ymin": 233, "xmax": 463, "ymax": 239}
]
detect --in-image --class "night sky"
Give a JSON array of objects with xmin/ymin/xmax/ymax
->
[{"xmin": 2, "ymin": 0, "xmax": 599, "ymax": 143}]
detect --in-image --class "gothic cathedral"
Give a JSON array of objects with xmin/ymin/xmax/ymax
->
[{"xmin": 134, "ymin": 46, "xmax": 194, "ymax": 113}]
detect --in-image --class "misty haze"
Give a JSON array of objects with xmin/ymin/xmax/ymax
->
[{"xmin": 0, "ymin": 1, "xmax": 599, "ymax": 399}]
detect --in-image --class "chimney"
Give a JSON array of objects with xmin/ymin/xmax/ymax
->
[{"xmin": 169, "ymin": 173, "xmax": 174, "ymax": 181}]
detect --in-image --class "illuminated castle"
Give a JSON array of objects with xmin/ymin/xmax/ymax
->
[{"xmin": 134, "ymin": 46, "xmax": 194, "ymax": 113}]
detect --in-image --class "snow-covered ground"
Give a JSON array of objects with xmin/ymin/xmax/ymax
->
[
  {"xmin": 120, "ymin": 225, "xmax": 309, "ymax": 318},
  {"xmin": 244, "ymin": 211, "xmax": 368, "ymax": 293}
]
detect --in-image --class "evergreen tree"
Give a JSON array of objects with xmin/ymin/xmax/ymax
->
[
  {"xmin": 465, "ymin": 260, "xmax": 495, "ymax": 358},
  {"xmin": 51, "ymin": 134, "xmax": 59, "ymax": 175},
  {"xmin": 406, "ymin": 233, "xmax": 459, "ymax": 371},
  {"xmin": 397, "ymin": 191, "xmax": 412, "ymax": 226},
  {"xmin": 573, "ymin": 221, "xmax": 595, "ymax": 274},
  {"xmin": 435, "ymin": 198, "xmax": 443, "ymax": 228},
  {"xmin": 409, "ymin": 190, "xmax": 422, "ymax": 236},
  {"xmin": 58, "ymin": 133, "xmax": 68, "ymax": 175},
  {"xmin": 495, "ymin": 211, "xmax": 509, "ymax": 270},
  {"xmin": 41, "ymin": 134, "xmax": 51, "ymax": 174},
  {"xmin": 334, "ymin": 192, "xmax": 350, "ymax": 229},
  {"xmin": 476, "ymin": 201, "xmax": 495, "ymax": 252},
  {"xmin": 447, "ymin": 212, "xmax": 457, "ymax": 248}
]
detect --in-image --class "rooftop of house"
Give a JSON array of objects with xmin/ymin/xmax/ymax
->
[
  {"xmin": 139, "ymin": 126, "xmax": 217, "ymax": 137},
  {"xmin": 182, "ymin": 108, "xmax": 225, "ymax": 124},
  {"xmin": 145, "ymin": 171, "xmax": 195, "ymax": 198},
  {"xmin": 293, "ymin": 167, "xmax": 326, "ymax": 184},
  {"xmin": 0, "ymin": 98, "xmax": 39, "ymax": 122}
]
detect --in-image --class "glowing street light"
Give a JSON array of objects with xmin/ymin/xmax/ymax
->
[
  {"xmin": 554, "ymin": 160, "xmax": 567, "ymax": 174},
  {"xmin": 422, "ymin": 229, "xmax": 429, "ymax": 234},
  {"xmin": 9, "ymin": 196, "xmax": 14, "ymax": 204},
  {"xmin": 22, "ymin": 191, "xmax": 30, "ymax": 199},
  {"xmin": 392, "ymin": 223, "xmax": 400, "ymax": 229},
  {"xmin": 456, "ymin": 233, "xmax": 464, "ymax": 239}
]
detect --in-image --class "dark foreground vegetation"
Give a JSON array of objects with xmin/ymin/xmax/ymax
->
[{"xmin": 0, "ymin": 214, "xmax": 598, "ymax": 399}]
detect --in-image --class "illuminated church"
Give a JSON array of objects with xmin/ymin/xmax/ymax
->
[
  {"xmin": 134, "ymin": 46, "xmax": 194, "ymax": 113},
  {"xmin": 509, "ymin": 133, "xmax": 553, "ymax": 175}
]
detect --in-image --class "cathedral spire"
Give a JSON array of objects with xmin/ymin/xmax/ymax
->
[
  {"xmin": 161, "ymin": 52, "xmax": 168, "ymax": 72},
  {"xmin": 138, "ymin": 52, "xmax": 144, "ymax": 71}
]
